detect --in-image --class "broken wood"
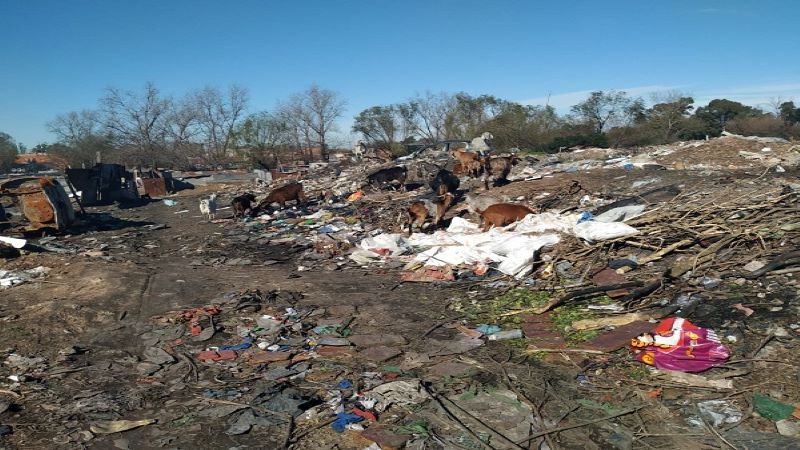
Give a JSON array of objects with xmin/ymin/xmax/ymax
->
[
  {"xmin": 570, "ymin": 306, "xmax": 674, "ymax": 331},
  {"xmin": 618, "ymin": 238, "xmax": 695, "ymax": 273},
  {"xmin": 515, "ymin": 406, "xmax": 644, "ymax": 446},
  {"xmin": 655, "ymin": 370, "xmax": 733, "ymax": 390},
  {"xmin": 725, "ymin": 250, "xmax": 800, "ymax": 279},
  {"xmin": 668, "ymin": 235, "xmax": 736, "ymax": 278}
]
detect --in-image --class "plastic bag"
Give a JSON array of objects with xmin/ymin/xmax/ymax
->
[{"xmin": 359, "ymin": 233, "xmax": 409, "ymax": 256}]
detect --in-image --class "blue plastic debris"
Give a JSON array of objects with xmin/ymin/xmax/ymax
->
[
  {"xmin": 202, "ymin": 388, "xmax": 241, "ymax": 398},
  {"xmin": 576, "ymin": 211, "xmax": 594, "ymax": 224},
  {"xmin": 476, "ymin": 324, "xmax": 501, "ymax": 335},
  {"xmin": 162, "ymin": 199, "xmax": 177, "ymax": 206},
  {"xmin": 218, "ymin": 338, "xmax": 253, "ymax": 352},
  {"xmin": 337, "ymin": 379, "xmax": 353, "ymax": 390},
  {"xmin": 623, "ymin": 163, "xmax": 634, "ymax": 170},
  {"xmin": 331, "ymin": 412, "xmax": 363, "ymax": 433}
]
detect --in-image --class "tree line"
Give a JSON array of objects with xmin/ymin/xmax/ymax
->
[
  {"xmin": 353, "ymin": 91, "xmax": 800, "ymax": 155},
  {"xmin": 4, "ymin": 85, "xmax": 800, "ymax": 173},
  {"xmin": 38, "ymin": 83, "xmax": 346, "ymax": 170}
]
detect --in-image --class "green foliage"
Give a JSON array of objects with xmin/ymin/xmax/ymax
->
[
  {"xmin": 627, "ymin": 365, "xmax": 650, "ymax": 380},
  {"xmin": 550, "ymin": 305, "xmax": 599, "ymax": 344},
  {"xmin": 449, "ymin": 288, "xmax": 551, "ymax": 323},
  {"xmin": 394, "ymin": 420, "xmax": 430, "ymax": 438},
  {"xmin": 570, "ymin": 90, "xmax": 641, "ymax": 133},
  {"xmin": 779, "ymin": 101, "xmax": 800, "ymax": 124},
  {"xmin": 694, "ymin": 98, "xmax": 764, "ymax": 136},
  {"xmin": 0, "ymin": 132, "xmax": 19, "ymax": 173}
]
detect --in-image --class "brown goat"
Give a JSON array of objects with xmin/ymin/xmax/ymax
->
[
  {"xmin": 483, "ymin": 155, "xmax": 520, "ymax": 189},
  {"xmin": 477, "ymin": 203, "xmax": 534, "ymax": 232},
  {"xmin": 258, "ymin": 183, "xmax": 307, "ymax": 209},
  {"xmin": 451, "ymin": 150, "xmax": 484, "ymax": 177},
  {"xmin": 407, "ymin": 193, "xmax": 454, "ymax": 234}
]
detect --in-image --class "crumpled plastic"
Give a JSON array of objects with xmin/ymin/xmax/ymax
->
[
  {"xmin": 630, "ymin": 317, "xmax": 730, "ymax": 372},
  {"xmin": 331, "ymin": 412, "xmax": 364, "ymax": 433},
  {"xmin": 360, "ymin": 233, "xmax": 410, "ymax": 256},
  {"xmin": 218, "ymin": 338, "xmax": 253, "ymax": 351},
  {"xmin": 753, "ymin": 393, "xmax": 799, "ymax": 421}
]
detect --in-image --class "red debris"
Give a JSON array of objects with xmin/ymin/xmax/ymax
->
[
  {"xmin": 352, "ymin": 407, "xmax": 377, "ymax": 422},
  {"xmin": 197, "ymin": 350, "xmax": 236, "ymax": 362}
]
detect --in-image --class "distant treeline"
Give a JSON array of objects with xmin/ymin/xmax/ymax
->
[{"xmin": 3, "ymin": 84, "xmax": 800, "ymax": 172}]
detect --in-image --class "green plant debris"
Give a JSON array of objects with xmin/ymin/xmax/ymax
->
[
  {"xmin": 577, "ymin": 398, "xmax": 622, "ymax": 415},
  {"xmin": 550, "ymin": 305, "xmax": 599, "ymax": 344},
  {"xmin": 395, "ymin": 420, "xmax": 430, "ymax": 437},
  {"xmin": 449, "ymin": 288, "xmax": 551, "ymax": 322},
  {"xmin": 627, "ymin": 365, "xmax": 650, "ymax": 381}
]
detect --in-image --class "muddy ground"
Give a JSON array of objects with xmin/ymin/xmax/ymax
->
[{"xmin": 1, "ymin": 160, "xmax": 800, "ymax": 449}]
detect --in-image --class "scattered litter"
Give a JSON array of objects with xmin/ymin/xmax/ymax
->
[
  {"xmin": 733, "ymin": 303, "xmax": 754, "ymax": 317},
  {"xmin": 754, "ymin": 393, "xmax": 799, "ymax": 421},
  {"xmin": 89, "ymin": 419, "xmax": 155, "ymax": 434},
  {"xmin": 697, "ymin": 400, "xmax": 743, "ymax": 427},
  {"xmin": 0, "ymin": 266, "xmax": 50, "ymax": 289},
  {"xmin": 487, "ymin": 329, "xmax": 523, "ymax": 341}
]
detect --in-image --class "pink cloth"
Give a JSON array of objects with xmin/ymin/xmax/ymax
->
[{"xmin": 630, "ymin": 318, "xmax": 730, "ymax": 372}]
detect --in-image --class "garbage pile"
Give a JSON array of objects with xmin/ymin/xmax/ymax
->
[{"xmin": 3, "ymin": 132, "xmax": 800, "ymax": 449}]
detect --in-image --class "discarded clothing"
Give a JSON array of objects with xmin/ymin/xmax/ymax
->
[{"xmin": 630, "ymin": 318, "xmax": 729, "ymax": 372}]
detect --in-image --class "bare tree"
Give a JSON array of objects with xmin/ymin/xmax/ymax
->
[
  {"xmin": 277, "ymin": 85, "xmax": 346, "ymax": 161},
  {"xmin": 767, "ymin": 96, "xmax": 788, "ymax": 117},
  {"xmin": 277, "ymin": 98, "xmax": 314, "ymax": 163},
  {"xmin": 47, "ymin": 110, "xmax": 110, "ymax": 167},
  {"xmin": 306, "ymin": 85, "xmax": 346, "ymax": 159},
  {"xmin": 100, "ymin": 82, "xmax": 172, "ymax": 167},
  {"xmin": 191, "ymin": 85, "xmax": 249, "ymax": 165},
  {"xmin": 236, "ymin": 111, "xmax": 289, "ymax": 168},
  {"xmin": 47, "ymin": 110, "xmax": 100, "ymax": 146},
  {"xmin": 407, "ymin": 92, "xmax": 456, "ymax": 142},
  {"xmin": 570, "ymin": 90, "xmax": 637, "ymax": 134},
  {"xmin": 163, "ymin": 95, "xmax": 203, "ymax": 169},
  {"xmin": 646, "ymin": 91, "xmax": 695, "ymax": 141}
]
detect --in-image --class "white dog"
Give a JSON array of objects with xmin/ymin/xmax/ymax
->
[{"xmin": 199, "ymin": 193, "xmax": 218, "ymax": 220}]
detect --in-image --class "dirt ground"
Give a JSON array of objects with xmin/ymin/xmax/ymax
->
[{"xmin": 2, "ymin": 151, "xmax": 800, "ymax": 449}]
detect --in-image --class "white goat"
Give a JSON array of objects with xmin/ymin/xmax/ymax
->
[{"xmin": 199, "ymin": 193, "xmax": 218, "ymax": 220}]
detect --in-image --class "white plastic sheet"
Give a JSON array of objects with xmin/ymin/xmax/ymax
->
[
  {"xmin": 0, "ymin": 236, "xmax": 26, "ymax": 249},
  {"xmin": 359, "ymin": 233, "xmax": 410, "ymax": 256},
  {"xmin": 357, "ymin": 210, "xmax": 639, "ymax": 278}
]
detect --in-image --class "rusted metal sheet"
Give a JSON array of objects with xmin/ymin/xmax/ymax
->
[
  {"xmin": 0, "ymin": 177, "xmax": 75, "ymax": 231},
  {"xmin": 140, "ymin": 177, "xmax": 167, "ymax": 197},
  {"xmin": 20, "ymin": 191, "xmax": 55, "ymax": 225}
]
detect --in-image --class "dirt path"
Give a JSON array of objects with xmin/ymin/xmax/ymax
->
[{"xmin": 0, "ymin": 197, "xmax": 469, "ymax": 449}]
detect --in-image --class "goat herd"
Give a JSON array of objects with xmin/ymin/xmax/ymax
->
[{"xmin": 198, "ymin": 148, "xmax": 530, "ymax": 235}]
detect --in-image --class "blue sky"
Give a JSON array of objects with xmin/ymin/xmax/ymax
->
[{"xmin": 1, "ymin": 0, "xmax": 799, "ymax": 147}]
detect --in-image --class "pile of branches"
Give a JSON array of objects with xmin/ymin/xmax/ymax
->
[{"xmin": 526, "ymin": 185, "xmax": 800, "ymax": 315}]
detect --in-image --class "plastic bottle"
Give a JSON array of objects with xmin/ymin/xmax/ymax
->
[{"xmin": 488, "ymin": 329, "xmax": 523, "ymax": 341}]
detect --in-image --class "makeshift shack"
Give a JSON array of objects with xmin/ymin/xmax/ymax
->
[{"xmin": 65, "ymin": 164, "xmax": 139, "ymax": 205}]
